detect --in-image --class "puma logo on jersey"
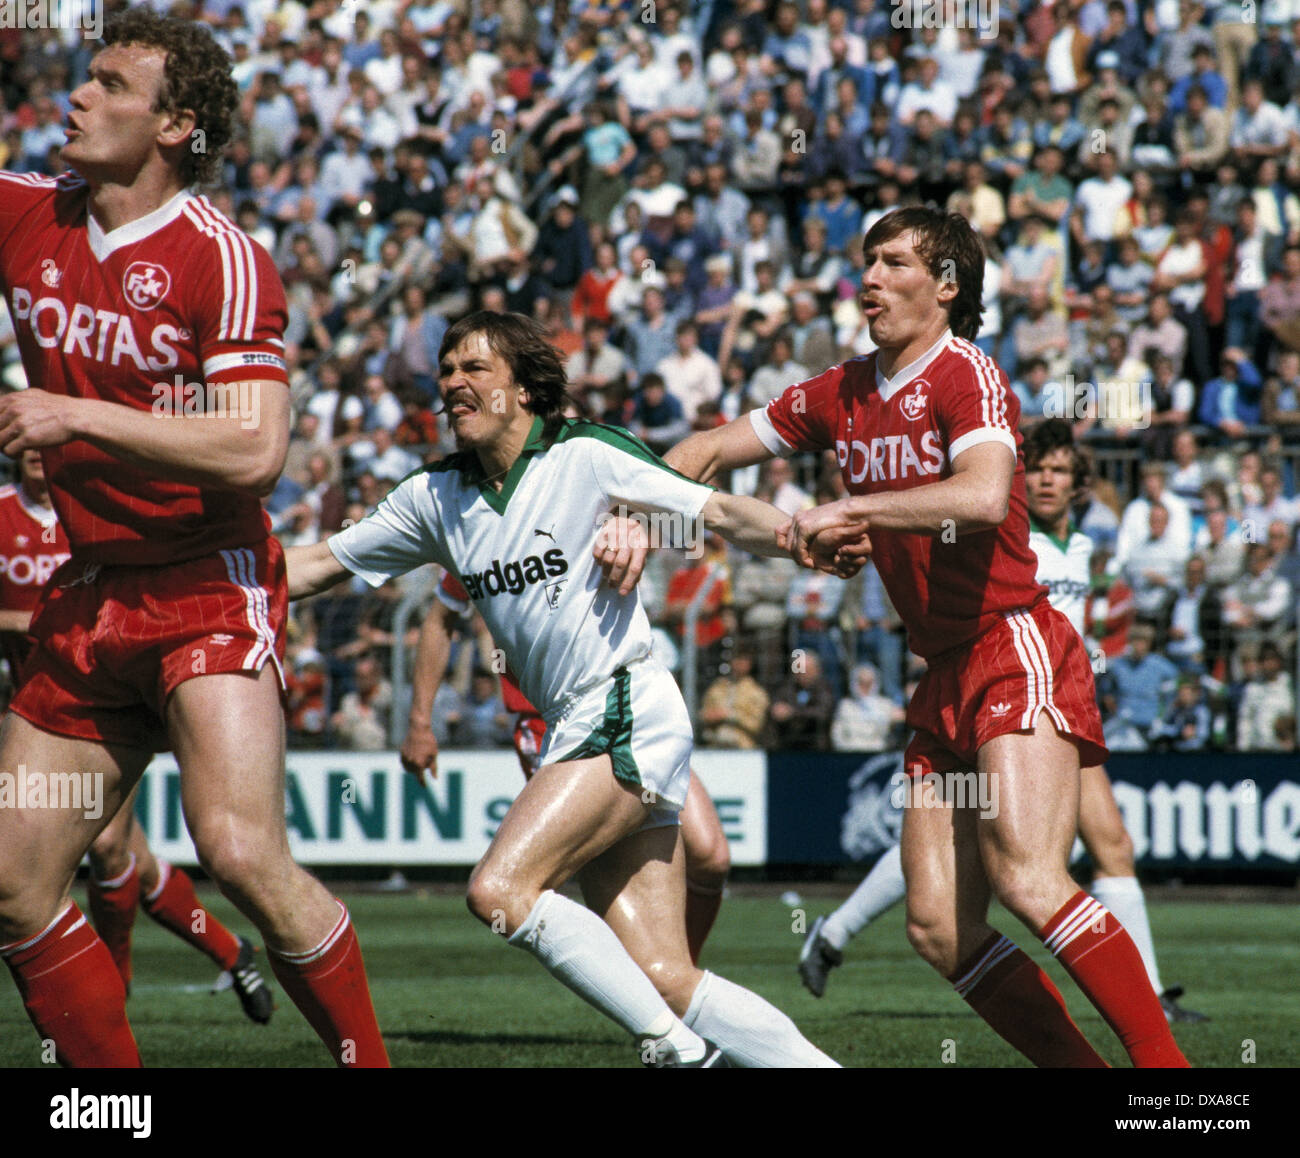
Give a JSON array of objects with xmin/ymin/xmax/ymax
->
[
  {"xmin": 836, "ymin": 430, "xmax": 945, "ymax": 484},
  {"xmin": 462, "ymin": 548, "xmax": 569, "ymax": 601},
  {"xmin": 989, "ymin": 701, "xmax": 1011, "ymax": 717},
  {"xmin": 899, "ymin": 380, "xmax": 929, "ymax": 420},
  {"xmin": 534, "ymin": 524, "xmax": 556, "ymax": 543}
]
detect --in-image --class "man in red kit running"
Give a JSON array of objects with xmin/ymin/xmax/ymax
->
[
  {"xmin": 0, "ymin": 450, "xmax": 272, "ymax": 1022},
  {"xmin": 401, "ymin": 566, "xmax": 730, "ymax": 962},
  {"xmin": 615, "ymin": 206, "xmax": 1190, "ymax": 1067},
  {"xmin": 0, "ymin": 10, "xmax": 386, "ymax": 1067}
]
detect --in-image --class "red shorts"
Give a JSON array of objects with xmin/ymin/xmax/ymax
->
[
  {"xmin": 11, "ymin": 540, "xmax": 287, "ymax": 752},
  {"xmin": 514, "ymin": 713, "xmax": 548, "ymax": 779},
  {"xmin": 904, "ymin": 602, "xmax": 1108, "ymax": 778}
]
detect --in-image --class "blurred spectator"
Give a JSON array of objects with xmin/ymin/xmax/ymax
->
[
  {"xmin": 699, "ymin": 651, "xmax": 770, "ymax": 749},
  {"xmin": 1259, "ymin": 245, "xmax": 1300, "ymax": 354},
  {"xmin": 1236, "ymin": 641, "xmax": 1297, "ymax": 750},
  {"xmin": 332, "ymin": 654, "xmax": 392, "ymax": 750},
  {"xmin": 1167, "ymin": 554, "xmax": 1210, "ymax": 671},
  {"xmin": 1124, "ymin": 502, "xmax": 1192, "ymax": 630},
  {"xmin": 567, "ymin": 317, "xmax": 629, "ymax": 411},
  {"xmin": 831, "ymin": 663, "xmax": 904, "ymax": 751},
  {"xmin": 1109, "ymin": 625, "xmax": 1180, "ymax": 734},
  {"xmin": 656, "ymin": 321, "xmax": 721, "ymax": 423},
  {"xmin": 769, "ymin": 651, "xmax": 836, "ymax": 750},
  {"xmin": 1221, "ymin": 542, "xmax": 1293, "ymax": 640},
  {"xmin": 1199, "ymin": 349, "xmax": 1264, "ymax": 438},
  {"xmin": 1149, "ymin": 676, "xmax": 1212, "ymax": 751},
  {"xmin": 628, "ymin": 373, "xmax": 689, "ymax": 456},
  {"xmin": 1116, "ymin": 462, "xmax": 1194, "ymax": 573},
  {"xmin": 458, "ymin": 670, "xmax": 513, "ymax": 748}
]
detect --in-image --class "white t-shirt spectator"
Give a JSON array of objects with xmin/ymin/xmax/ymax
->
[{"xmin": 1075, "ymin": 173, "xmax": 1134, "ymax": 241}]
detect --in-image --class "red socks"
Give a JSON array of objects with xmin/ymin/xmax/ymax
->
[
  {"xmin": 2, "ymin": 904, "xmax": 141, "ymax": 1067},
  {"xmin": 141, "ymin": 862, "xmax": 241, "ymax": 971},
  {"xmin": 1042, "ymin": 891, "xmax": 1190, "ymax": 1068},
  {"xmin": 952, "ymin": 931, "xmax": 1108, "ymax": 1067},
  {"xmin": 684, "ymin": 880, "xmax": 724, "ymax": 965},
  {"xmin": 87, "ymin": 854, "xmax": 142, "ymax": 991},
  {"xmin": 269, "ymin": 904, "xmax": 389, "ymax": 1068}
]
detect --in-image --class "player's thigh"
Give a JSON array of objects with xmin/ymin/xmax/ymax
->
[
  {"xmin": 164, "ymin": 667, "xmax": 292, "ymax": 864},
  {"xmin": 976, "ymin": 714, "xmax": 1081, "ymax": 909},
  {"xmin": 900, "ymin": 791, "xmax": 990, "ymax": 963},
  {"xmin": 473, "ymin": 753, "xmax": 652, "ymax": 901},
  {"xmin": 579, "ymin": 823, "xmax": 699, "ymax": 1010},
  {"xmin": 679, "ymin": 770, "xmax": 729, "ymax": 883},
  {"xmin": 1076, "ymin": 764, "xmax": 1135, "ymax": 877},
  {"xmin": 0, "ymin": 713, "xmax": 149, "ymax": 930}
]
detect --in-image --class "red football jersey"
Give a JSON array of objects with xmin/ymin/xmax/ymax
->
[
  {"xmin": 436, "ymin": 571, "xmax": 538, "ymax": 714},
  {"xmin": 753, "ymin": 333, "xmax": 1046, "ymax": 660},
  {"xmin": 0, "ymin": 171, "xmax": 290, "ymax": 565},
  {"xmin": 0, "ymin": 482, "xmax": 71, "ymax": 674}
]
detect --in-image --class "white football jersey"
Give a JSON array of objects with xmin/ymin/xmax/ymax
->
[
  {"xmin": 1029, "ymin": 522, "xmax": 1093, "ymax": 639},
  {"xmin": 329, "ymin": 418, "xmax": 712, "ymax": 716}
]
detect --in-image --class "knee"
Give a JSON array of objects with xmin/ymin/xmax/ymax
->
[
  {"xmin": 0, "ymin": 883, "xmax": 64, "ymax": 947},
  {"xmin": 686, "ymin": 832, "xmax": 730, "ymax": 892},
  {"xmin": 988, "ymin": 865, "xmax": 1059, "ymax": 927},
  {"xmin": 89, "ymin": 828, "xmax": 132, "ymax": 881},
  {"xmin": 905, "ymin": 908, "xmax": 962, "ymax": 977},
  {"xmin": 1089, "ymin": 826, "xmax": 1135, "ymax": 878},
  {"xmin": 190, "ymin": 822, "xmax": 275, "ymax": 899},
  {"xmin": 465, "ymin": 865, "xmax": 534, "ymax": 934}
]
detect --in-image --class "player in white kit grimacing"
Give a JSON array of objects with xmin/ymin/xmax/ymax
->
[
  {"xmin": 798, "ymin": 419, "xmax": 1208, "ymax": 1024},
  {"xmin": 288, "ymin": 312, "xmax": 838, "ymax": 1067}
]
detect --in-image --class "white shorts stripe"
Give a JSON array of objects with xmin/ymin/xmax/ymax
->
[
  {"xmin": 1003, "ymin": 611, "xmax": 1042, "ymax": 729},
  {"xmin": 1018, "ymin": 610, "xmax": 1071, "ymax": 733},
  {"xmin": 220, "ymin": 547, "xmax": 275, "ymax": 674}
]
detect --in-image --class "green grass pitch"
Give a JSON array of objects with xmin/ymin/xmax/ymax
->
[{"xmin": 1, "ymin": 886, "xmax": 1294, "ymax": 1068}]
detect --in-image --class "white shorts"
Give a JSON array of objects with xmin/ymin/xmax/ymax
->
[{"xmin": 540, "ymin": 658, "xmax": 692, "ymax": 828}]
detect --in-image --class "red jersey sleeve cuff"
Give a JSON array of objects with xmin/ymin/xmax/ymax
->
[
  {"xmin": 948, "ymin": 427, "xmax": 1017, "ymax": 464},
  {"xmin": 750, "ymin": 406, "xmax": 795, "ymax": 456}
]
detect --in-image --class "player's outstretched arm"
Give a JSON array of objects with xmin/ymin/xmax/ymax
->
[
  {"xmin": 781, "ymin": 442, "xmax": 1014, "ymax": 568},
  {"xmin": 0, "ymin": 382, "xmax": 289, "ymax": 496},
  {"xmin": 699, "ymin": 490, "xmax": 791, "ymax": 558},
  {"xmin": 664, "ymin": 417, "xmax": 775, "ymax": 486},
  {"xmin": 284, "ymin": 539, "xmax": 350, "ymax": 599},
  {"xmin": 401, "ymin": 599, "xmax": 456, "ymax": 783}
]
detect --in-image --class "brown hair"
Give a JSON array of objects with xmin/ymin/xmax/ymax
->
[
  {"xmin": 102, "ymin": 9, "xmax": 238, "ymax": 186},
  {"xmin": 861, "ymin": 206, "xmax": 985, "ymax": 340}
]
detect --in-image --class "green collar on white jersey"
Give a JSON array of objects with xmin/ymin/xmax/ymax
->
[
  {"xmin": 455, "ymin": 415, "xmax": 552, "ymax": 515},
  {"xmin": 1028, "ymin": 510, "xmax": 1077, "ymax": 554}
]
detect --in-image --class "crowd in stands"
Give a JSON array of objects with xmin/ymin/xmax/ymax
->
[{"xmin": 1, "ymin": 0, "xmax": 1298, "ymax": 753}]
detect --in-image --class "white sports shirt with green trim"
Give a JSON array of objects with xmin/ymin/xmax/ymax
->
[
  {"xmin": 1029, "ymin": 518, "xmax": 1093, "ymax": 639},
  {"xmin": 328, "ymin": 417, "xmax": 713, "ymax": 716}
]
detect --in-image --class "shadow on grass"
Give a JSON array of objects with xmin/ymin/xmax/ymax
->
[{"xmin": 387, "ymin": 1029, "xmax": 623, "ymax": 1047}]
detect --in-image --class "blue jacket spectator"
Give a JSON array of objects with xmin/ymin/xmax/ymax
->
[
  {"xmin": 1199, "ymin": 353, "xmax": 1264, "ymax": 432},
  {"xmin": 1110, "ymin": 630, "xmax": 1180, "ymax": 731}
]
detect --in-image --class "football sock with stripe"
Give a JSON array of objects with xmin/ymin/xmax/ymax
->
[
  {"xmin": 141, "ymin": 861, "xmax": 240, "ymax": 971},
  {"xmin": 683, "ymin": 970, "xmax": 841, "ymax": 1067},
  {"xmin": 2, "ymin": 903, "xmax": 141, "ymax": 1067},
  {"xmin": 822, "ymin": 842, "xmax": 906, "ymax": 950},
  {"xmin": 1089, "ymin": 876, "xmax": 1163, "ymax": 994},
  {"xmin": 87, "ymin": 852, "xmax": 141, "ymax": 990},
  {"xmin": 951, "ymin": 930, "xmax": 1108, "ymax": 1067},
  {"xmin": 1041, "ymin": 890, "xmax": 1189, "ymax": 1068},
  {"xmin": 268, "ymin": 902, "xmax": 390, "ymax": 1067},
  {"xmin": 508, "ymin": 889, "xmax": 708, "ymax": 1063}
]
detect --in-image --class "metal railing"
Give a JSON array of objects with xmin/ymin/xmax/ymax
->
[{"xmin": 680, "ymin": 562, "xmax": 720, "ymax": 726}]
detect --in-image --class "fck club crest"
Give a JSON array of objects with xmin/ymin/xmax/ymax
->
[
  {"xmin": 123, "ymin": 261, "xmax": 171, "ymax": 310},
  {"xmin": 900, "ymin": 379, "xmax": 929, "ymax": 421}
]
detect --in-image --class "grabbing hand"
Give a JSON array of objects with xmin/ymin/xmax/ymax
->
[
  {"xmin": 778, "ymin": 498, "xmax": 872, "ymax": 575},
  {"xmin": 594, "ymin": 511, "xmax": 651, "ymax": 596},
  {"xmin": 0, "ymin": 389, "xmax": 80, "ymax": 454}
]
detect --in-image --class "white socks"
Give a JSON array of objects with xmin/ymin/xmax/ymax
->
[
  {"xmin": 684, "ymin": 970, "xmax": 840, "ymax": 1068},
  {"xmin": 507, "ymin": 889, "xmax": 707, "ymax": 1062},
  {"xmin": 822, "ymin": 843, "xmax": 907, "ymax": 951},
  {"xmin": 1090, "ymin": 875, "xmax": 1163, "ymax": 993}
]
